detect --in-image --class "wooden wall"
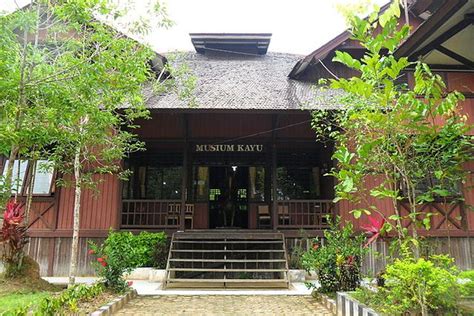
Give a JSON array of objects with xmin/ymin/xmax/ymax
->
[
  {"xmin": 26, "ymin": 237, "xmax": 104, "ymax": 276},
  {"xmin": 27, "ymin": 173, "xmax": 120, "ymax": 238},
  {"xmin": 134, "ymin": 111, "xmax": 316, "ymax": 141}
]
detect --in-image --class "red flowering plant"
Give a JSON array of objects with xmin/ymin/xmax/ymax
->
[
  {"xmin": 0, "ymin": 201, "xmax": 29, "ymax": 277},
  {"xmin": 361, "ymin": 215, "xmax": 386, "ymax": 248},
  {"xmin": 88, "ymin": 232, "xmax": 135, "ymax": 293}
]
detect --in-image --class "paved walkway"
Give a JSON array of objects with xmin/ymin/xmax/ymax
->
[{"xmin": 115, "ymin": 295, "xmax": 332, "ymax": 315}]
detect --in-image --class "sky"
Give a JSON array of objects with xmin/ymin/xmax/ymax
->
[{"xmin": 1, "ymin": 0, "xmax": 388, "ymax": 56}]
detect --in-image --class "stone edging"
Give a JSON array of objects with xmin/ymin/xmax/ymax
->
[
  {"xmin": 336, "ymin": 292, "xmax": 379, "ymax": 316},
  {"xmin": 90, "ymin": 289, "xmax": 138, "ymax": 315},
  {"xmin": 319, "ymin": 294, "xmax": 337, "ymax": 315}
]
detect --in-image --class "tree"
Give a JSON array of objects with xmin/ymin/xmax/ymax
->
[
  {"xmin": 312, "ymin": 1, "xmax": 473, "ymax": 256},
  {"xmin": 0, "ymin": 0, "xmax": 195, "ymax": 284}
]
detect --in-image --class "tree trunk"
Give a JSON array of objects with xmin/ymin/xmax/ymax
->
[
  {"xmin": 68, "ymin": 145, "xmax": 82, "ymax": 286},
  {"xmin": 2, "ymin": 146, "xmax": 20, "ymax": 205},
  {"xmin": 410, "ymin": 188, "xmax": 420, "ymax": 259},
  {"xmin": 403, "ymin": 0, "xmax": 410, "ymax": 29},
  {"xmin": 25, "ymin": 159, "xmax": 37, "ymax": 226}
]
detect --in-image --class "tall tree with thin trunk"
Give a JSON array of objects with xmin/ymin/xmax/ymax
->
[
  {"xmin": 0, "ymin": 0, "xmax": 186, "ymax": 284},
  {"xmin": 312, "ymin": 1, "xmax": 473, "ymax": 258}
]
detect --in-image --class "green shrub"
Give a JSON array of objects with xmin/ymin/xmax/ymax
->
[
  {"xmin": 132, "ymin": 231, "xmax": 167, "ymax": 267},
  {"xmin": 152, "ymin": 237, "xmax": 170, "ymax": 269},
  {"xmin": 459, "ymin": 270, "xmax": 474, "ymax": 297},
  {"xmin": 301, "ymin": 216, "xmax": 366, "ymax": 293},
  {"xmin": 88, "ymin": 230, "xmax": 167, "ymax": 292},
  {"xmin": 353, "ymin": 255, "xmax": 462, "ymax": 316}
]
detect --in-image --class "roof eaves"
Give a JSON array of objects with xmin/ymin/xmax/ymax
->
[
  {"xmin": 394, "ymin": 0, "xmax": 468, "ymax": 59},
  {"xmin": 288, "ymin": 30, "xmax": 350, "ymax": 79},
  {"xmin": 288, "ymin": 1, "xmax": 399, "ymax": 80}
]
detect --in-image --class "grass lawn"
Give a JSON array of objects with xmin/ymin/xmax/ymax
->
[{"xmin": 0, "ymin": 291, "xmax": 51, "ymax": 313}]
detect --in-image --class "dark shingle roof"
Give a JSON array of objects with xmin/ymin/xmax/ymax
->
[{"xmin": 144, "ymin": 51, "xmax": 342, "ymax": 111}]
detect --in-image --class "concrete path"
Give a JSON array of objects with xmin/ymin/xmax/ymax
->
[
  {"xmin": 43, "ymin": 277, "xmax": 317, "ymax": 296},
  {"xmin": 114, "ymin": 295, "xmax": 332, "ymax": 315}
]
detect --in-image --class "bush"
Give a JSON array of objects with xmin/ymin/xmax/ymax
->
[
  {"xmin": 152, "ymin": 237, "xmax": 170, "ymax": 269},
  {"xmin": 88, "ymin": 230, "xmax": 167, "ymax": 292},
  {"xmin": 0, "ymin": 201, "xmax": 29, "ymax": 277},
  {"xmin": 132, "ymin": 231, "xmax": 167, "ymax": 267},
  {"xmin": 301, "ymin": 216, "xmax": 366, "ymax": 293},
  {"xmin": 353, "ymin": 255, "xmax": 462, "ymax": 316},
  {"xmin": 459, "ymin": 270, "xmax": 474, "ymax": 297}
]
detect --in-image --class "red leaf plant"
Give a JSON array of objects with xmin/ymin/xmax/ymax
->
[
  {"xmin": 361, "ymin": 215, "xmax": 385, "ymax": 248},
  {"xmin": 1, "ymin": 201, "xmax": 29, "ymax": 274}
]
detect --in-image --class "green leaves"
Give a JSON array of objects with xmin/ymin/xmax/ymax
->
[
  {"xmin": 333, "ymin": 51, "xmax": 362, "ymax": 70},
  {"xmin": 379, "ymin": 0, "xmax": 400, "ymax": 27},
  {"xmin": 333, "ymin": 146, "xmax": 354, "ymax": 166},
  {"xmin": 351, "ymin": 208, "xmax": 371, "ymax": 219},
  {"xmin": 313, "ymin": 1, "xmax": 474, "ymax": 254}
]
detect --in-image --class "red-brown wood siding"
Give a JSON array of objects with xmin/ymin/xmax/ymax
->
[
  {"xmin": 56, "ymin": 174, "xmax": 120, "ymax": 231},
  {"xmin": 188, "ymin": 113, "xmax": 273, "ymax": 139},
  {"xmin": 193, "ymin": 202, "xmax": 208, "ymax": 229},
  {"xmin": 134, "ymin": 113, "xmax": 184, "ymax": 139}
]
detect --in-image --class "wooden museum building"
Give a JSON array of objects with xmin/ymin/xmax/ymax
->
[{"xmin": 2, "ymin": 1, "xmax": 474, "ymax": 285}]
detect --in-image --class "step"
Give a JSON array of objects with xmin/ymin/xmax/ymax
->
[
  {"xmin": 165, "ymin": 231, "xmax": 289, "ymax": 289},
  {"xmin": 167, "ymin": 278, "xmax": 288, "ymax": 283},
  {"xmin": 169, "ymin": 259, "xmax": 286, "ymax": 263},
  {"xmin": 172, "ymin": 240, "xmax": 283, "ymax": 244},
  {"xmin": 169, "ymin": 268, "xmax": 287, "ymax": 272},
  {"xmin": 170, "ymin": 249, "xmax": 285, "ymax": 253},
  {"xmin": 174, "ymin": 233, "xmax": 284, "ymax": 240}
]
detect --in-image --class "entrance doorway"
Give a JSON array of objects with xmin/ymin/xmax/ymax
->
[{"xmin": 209, "ymin": 166, "xmax": 249, "ymax": 228}]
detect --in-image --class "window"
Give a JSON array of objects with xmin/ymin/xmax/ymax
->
[
  {"xmin": 32, "ymin": 160, "xmax": 55, "ymax": 195},
  {"xmin": 1, "ymin": 160, "xmax": 55, "ymax": 196},
  {"xmin": 209, "ymin": 188, "xmax": 220, "ymax": 201},
  {"xmin": 122, "ymin": 160, "xmax": 183, "ymax": 200},
  {"xmin": 128, "ymin": 166, "xmax": 182, "ymax": 200},
  {"xmin": 277, "ymin": 167, "xmax": 321, "ymax": 200}
]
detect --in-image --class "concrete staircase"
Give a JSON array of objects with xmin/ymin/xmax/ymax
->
[{"xmin": 164, "ymin": 230, "xmax": 289, "ymax": 288}]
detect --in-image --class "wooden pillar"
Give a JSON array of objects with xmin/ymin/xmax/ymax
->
[
  {"xmin": 180, "ymin": 115, "xmax": 188, "ymax": 231},
  {"xmin": 271, "ymin": 115, "xmax": 279, "ymax": 231}
]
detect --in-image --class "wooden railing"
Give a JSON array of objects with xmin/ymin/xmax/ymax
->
[
  {"xmin": 275, "ymin": 200, "xmax": 335, "ymax": 229},
  {"xmin": 121, "ymin": 200, "xmax": 194, "ymax": 229},
  {"xmin": 122, "ymin": 199, "xmax": 335, "ymax": 230}
]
